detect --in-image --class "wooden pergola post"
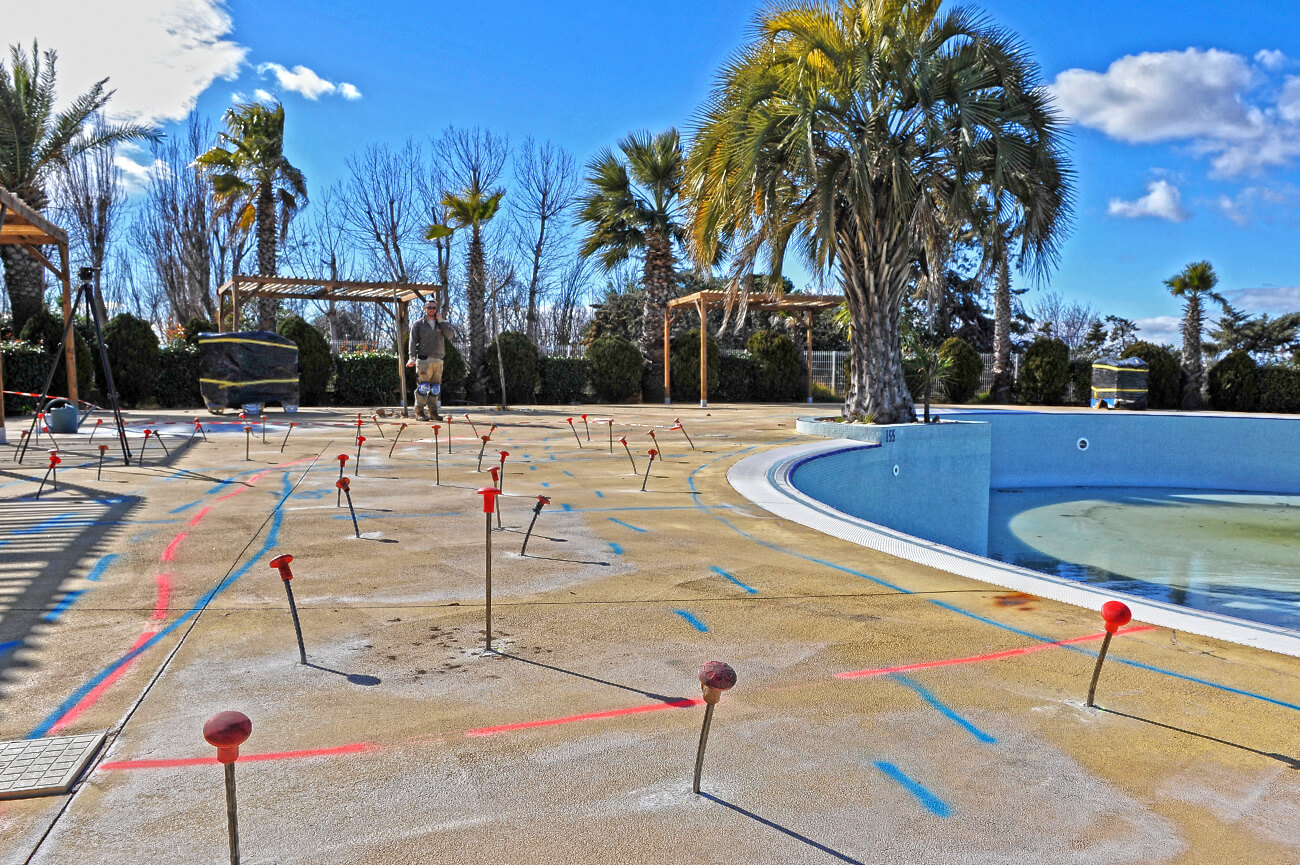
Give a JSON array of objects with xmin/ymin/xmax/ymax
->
[
  {"xmin": 663, "ymin": 311, "xmax": 674, "ymax": 404},
  {"xmin": 697, "ymin": 295, "xmax": 709, "ymax": 407},
  {"xmin": 805, "ymin": 310, "xmax": 815, "ymax": 404}
]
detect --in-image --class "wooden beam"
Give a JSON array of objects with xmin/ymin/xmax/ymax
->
[
  {"xmin": 805, "ymin": 310, "xmax": 814, "ymax": 404},
  {"xmin": 663, "ymin": 311, "xmax": 673, "ymax": 404},
  {"xmin": 18, "ymin": 242, "xmax": 61, "ymax": 280}
]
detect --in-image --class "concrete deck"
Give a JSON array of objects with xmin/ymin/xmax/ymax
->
[{"xmin": 0, "ymin": 404, "xmax": 1295, "ymax": 864}]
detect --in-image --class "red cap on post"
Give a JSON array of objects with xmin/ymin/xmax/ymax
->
[
  {"xmin": 647, "ymin": 448, "xmax": 658, "ymax": 459},
  {"xmin": 566, "ymin": 417, "xmax": 574, "ymax": 425},
  {"xmin": 699, "ymin": 660, "xmax": 737, "ymax": 691},
  {"xmin": 337, "ymin": 453, "xmax": 349, "ymax": 465},
  {"xmin": 336, "ymin": 477, "xmax": 350, "ymax": 492},
  {"xmin": 581, "ymin": 414, "xmax": 587, "ymax": 421},
  {"xmin": 96, "ymin": 418, "xmax": 103, "ymax": 426},
  {"xmin": 477, "ymin": 486, "xmax": 502, "ymax": 513},
  {"xmin": 269, "ymin": 554, "xmax": 294, "ymax": 581},
  {"xmin": 48, "ymin": 453, "xmax": 61, "ymax": 467},
  {"xmin": 481, "ymin": 435, "xmax": 490, "ymax": 443},
  {"xmin": 489, "ymin": 466, "xmax": 500, "ymax": 483},
  {"xmin": 98, "ymin": 444, "xmax": 108, "ymax": 453},
  {"xmin": 203, "ymin": 711, "xmax": 252, "ymax": 765},
  {"xmin": 618, "ymin": 436, "xmax": 627, "ymax": 445},
  {"xmin": 356, "ymin": 435, "xmax": 366, "ymax": 445},
  {"xmin": 536, "ymin": 494, "xmax": 551, "ymax": 505},
  {"xmin": 1101, "ymin": 600, "xmax": 1132, "ymax": 634},
  {"xmin": 143, "ymin": 429, "xmax": 152, "ymax": 439},
  {"xmin": 498, "ymin": 450, "xmax": 509, "ymax": 461},
  {"xmin": 433, "ymin": 424, "xmax": 442, "ymax": 432}
]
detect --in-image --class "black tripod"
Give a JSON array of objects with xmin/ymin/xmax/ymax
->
[{"xmin": 16, "ymin": 267, "xmax": 131, "ymax": 466}]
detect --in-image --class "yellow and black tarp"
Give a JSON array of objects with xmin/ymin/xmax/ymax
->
[
  {"xmin": 1091, "ymin": 356, "xmax": 1148, "ymax": 409},
  {"xmin": 197, "ymin": 331, "xmax": 299, "ymax": 411}
]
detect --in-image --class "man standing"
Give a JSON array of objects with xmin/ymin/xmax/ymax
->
[{"xmin": 406, "ymin": 299, "xmax": 456, "ymax": 421}]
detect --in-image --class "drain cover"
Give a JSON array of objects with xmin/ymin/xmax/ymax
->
[{"xmin": 0, "ymin": 733, "xmax": 105, "ymax": 799}]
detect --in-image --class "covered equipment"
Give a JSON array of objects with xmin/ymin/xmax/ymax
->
[
  {"xmin": 1091, "ymin": 356, "xmax": 1148, "ymax": 410},
  {"xmin": 198, "ymin": 331, "xmax": 299, "ymax": 414}
]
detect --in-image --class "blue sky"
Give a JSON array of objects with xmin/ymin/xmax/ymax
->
[{"xmin": 16, "ymin": 0, "xmax": 1300, "ymax": 344}]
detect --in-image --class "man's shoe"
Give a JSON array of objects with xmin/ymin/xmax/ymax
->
[
  {"xmin": 432, "ymin": 412, "xmax": 444, "ymax": 422},
  {"xmin": 416, "ymin": 410, "xmax": 429, "ymax": 421}
]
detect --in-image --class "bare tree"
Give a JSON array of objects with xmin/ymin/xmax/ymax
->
[
  {"xmin": 345, "ymin": 140, "xmax": 429, "ymax": 287},
  {"xmin": 1031, "ymin": 291, "xmax": 1097, "ymax": 353},
  {"xmin": 418, "ymin": 153, "xmax": 456, "ymax": 318},
  {"xmin": 543, "ymin": 255, "xmax": 596, "ymax": 354},
  {"xmin": 287, "ymin": 181, "xmax": 354, "ymax": 342},
  {"xmin": 511, "ymin": 137, "xmax": 578, "ymax": 345},
  {"xmin": 52, "ymin": 114, "xmax": 125, "ymax": 318}
]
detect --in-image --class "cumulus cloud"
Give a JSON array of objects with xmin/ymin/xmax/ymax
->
[
  {"xmin": 1107, "ymin": 180, "xmax": 1189, "ymax": 221},
  {"xmin": 8, "ymin": 0, "xmax": 246, "ymax": 125},
  {"xmin": 1135, "ymin": 316, "xmax": 1182, "ymax": 346},
  {"xmin": 1224, "ymin": 285, "xmax": 1300, "ymax": 314},
  {"xmin": 257, "ymin": 62, "xmax": 361, "ymax": 101},
  {"xmin": 1052, "ymin": 48, "xmax": 1300, "ymax": 177}
]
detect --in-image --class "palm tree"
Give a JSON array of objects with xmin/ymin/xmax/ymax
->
[
  {"xmin": 1165, "ymin": 260, "xmax": 1226, "ymax": 410},
  {"xmin": 430, "ymin": 184, "xmax": 503, "ymax": 399},
  {"xmin": 196, "ymin": 101, "xmax": 307, "ymax": 330},
  {"xmin": 0, "ymin": 42, "xmax": 156, "ymax": 329},
  {"xmin": 685, "ymin": 0, "xmax": 1073, "ymax": 422},
  {"xmin": 577, "ymin": 130, "xmax": 687, "ymax": 401}
]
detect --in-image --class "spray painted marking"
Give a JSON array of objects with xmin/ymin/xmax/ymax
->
[
  {"xmin": 594, "ymin": 490, "xmax": 604, "ymax": 498},
  {"xmin": 42, "ymin": 591, "xmax": 87, "ymax": 623},
  {"xmin": 540, "ymin": 482, "xmax": 550, "ymax": 488},
  {"xmin": 673, "ymin": 610, "xmax": 709, "ymax": 632},
  {"xmin": 608, "ymin": 518, "xmax": 646, "ymax": 533},
  {"xmin": 100, "ymin": 743, "xmax": 375, "ymax": 771},
  {"xmin": 0, "ymin": 640, "xmax": 21, "ymax": 657},
  {"xmin": 562, "ymin": 470, "xmax": 575, "ymax": 477},
  {"xmin": 529, "ymin": 466, "xmax": 537, "ymax": 471},
  {"xmin": 467, "ymin": 697, "xmax": 701, "ymax": 736},
  {"xmin": 32, "ymin": 472, "xmax": 295, "ymax": 738},
  {"xmin": 837, "ymin": 626, "xmax": 1156, "ymax": 679},
  {"xmin": 889, "ymin": 674, "xmax": 996, "ymax": 743},
  {"xmin": 556, "ymin": 505, "xmax": 736, "ymax": 513},
  {"xmin": 608, "ymin": 542, "xmax": 624, "ymax": 555},
  {"xmin": 873, "ymin": 761, "xmax": 952, "ymax": 817},
  {"xmin": 710, "ymin": 566, "xmax": 758, "ymax": 594},
  {"xmin": 560, "ymin": 502, "xmax": 571, "ymax": 511},
  {"xmin": 85, "ymin": 553, "xmax": 119, "ymax": 582},
  {"xmin": 929, "ymin": 600, "xmax": 1300, "ymax": 713}
]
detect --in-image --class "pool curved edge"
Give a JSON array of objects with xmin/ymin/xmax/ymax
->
[{"xmin": 727, "ymin": 439, "xmax": 1300, "ymax": 658}]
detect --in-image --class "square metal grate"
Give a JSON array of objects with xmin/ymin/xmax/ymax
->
[{"xmin": 0, "ymin": 733, "xmax": 105, "ymax": 799}]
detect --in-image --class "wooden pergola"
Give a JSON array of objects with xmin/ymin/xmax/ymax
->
[
  {"xmin": 216, "ymin": 275, "xmax": 442, "ymax": 417},
  {"xmin": 0, "ymin": 186, "xmax": 79, "ymax": 437},
  {"xmin": 664, "ymin": 290, "xmax": 843, "ymax": 406}
]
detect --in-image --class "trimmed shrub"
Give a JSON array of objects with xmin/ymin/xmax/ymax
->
[
  {"xmin": 2, "ymin": 341, "xmax": 50, "ymax": 414},
  {"xmin": 278, "ymin": 316, "xmax": 332, "ymax": 405},
  {"xmin": 18, "ymin": 307, "xmax": 94, "ymax": 399},
  {"xmin": 441, "ymin": 341, "xmax": 467, "ymax": 402},
  {"xmin": 1208, "ymin": 351, "xmax": 1258, "ymax": 412},
  {"xmin": 103, "ymin": 313, "xmax": 160, "ymax": 407},
  {"xmin": 539, "ymin": 356, "xmax": 590, "ymax": 404},
  {"xmin": 183, "ymin": 317, "xmax": 218, "ymax": 344},
  {"xmin": 335, "ymin": 351, "xmax": 400, "ymax": 407},
  {"xmin": 1257, "ymin": 365, "xmax": 1300, "ymax": 413},
  {"xmin": 939, "ymin": 337, "xmax": 982, "ymax": 403},
  {"xmin": 484, "ymin": 331, "xmax": 540, "ymax": 405},
  {"xmin": 716, "ymin": 352, "xmax": 757, "ymax": 402},
  {"xmin": 1069, "ymin": 357, "xmax": 1093, "ymax": 405},
  {"xmin": 670, "ymin": 329, "xmax": 720, "ymax": 402},
  {"xmin": 747, "ymin": 330, "xmax": 803, "ymax": 401},
  {"xmin": 587, "ymin": 335, "xmax": 643, "ymax": 402},
  {"xmin": 155, "ymin": 343, "xmax": 203, "ymax": 408},
  {"xmin": 1018, "ymin": 337, "xmax": 1070, "ymax": 404},
  {"xmin": 1120, "ymin": 341, "xmax": 1180, "ymax": 409}
]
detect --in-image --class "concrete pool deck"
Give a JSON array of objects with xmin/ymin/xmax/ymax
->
[{"xmin": 0, "ymin": 404, "xmax": 1296, "ymax": 864}]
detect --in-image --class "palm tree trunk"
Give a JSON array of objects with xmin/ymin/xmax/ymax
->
[
  {"xmin": 1181, "ymin": 295, "xmax": 1204, "ymax": 410},
  {"xmin": 467, "ymin": 224, "xmax": 488, "ymax": 401},
  {"xmin": 991, "ymin": 254, "xmax": 1014, "ymax": 402},
  {"xmin": 254, "ymin": 184, "xmax": 277, "ymax": 330},
  {"xmin": 640, "ymin": 231, "xmax": 675, "ymax": 402},
  {"xmin": 0, "ymin": 245, "xmax": 48, "ymax": 332}
]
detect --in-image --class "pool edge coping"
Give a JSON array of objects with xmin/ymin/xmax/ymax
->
[{"xmin": 727, "ymin": 437, "xmax": 1300, "ymax": 659}]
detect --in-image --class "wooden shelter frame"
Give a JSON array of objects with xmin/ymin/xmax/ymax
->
[
  {"xmin": 663, "ymin": 291, "xmax": 843, "ymax": 406},
  {"xmin": 0, "ymin": 186, "xmax": 80, "ymax": 437},
  {"xmin": 215, "ymin": 275, "xmax": 443, "ymax": 417}
]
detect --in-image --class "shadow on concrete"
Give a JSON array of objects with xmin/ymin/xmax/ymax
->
[
  {"xmin": 518, "ymin": 554, "xmax": 610, "ymax": 566},
  {"xmin": 1098, "ymin": 706, "xmax": 1299, "ymax": 769},
  {"xmin": 699, "ymin": 793, "xmax": 867, "ymax": 864},
  {"xmin": 304, "ymin": 662, "xmax": 382, "ymax": 687},
  {"xmin": 488, "ymin": 649, "xmax": 679, "ymax": 703}
]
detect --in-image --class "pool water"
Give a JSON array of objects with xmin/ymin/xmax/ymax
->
[{"xmin": 987, "ymin": 486, "xmax": 1300, "ymax": 630}]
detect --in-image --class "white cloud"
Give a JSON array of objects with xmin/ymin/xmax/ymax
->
[
  {"xmin": 253, "ymin": 88, "xmax": 274, "ymax": 103},
  {"xmin": 1135, "ymin": 315, "xmax": 1182, "ymax": 346},
  {"xmin": 256, "ymin": 62, "xmax": 361, "ymax": 101},
  {"xmin": 1225, "ymin": 285, "xmax": 1300, "ymax": 313},
  {"xmin": 1051, "ymin": 48, "xmax": 1300, "ymax": 177},
  {"xmin": 8, "ymin": 1, "xmax": 246, "ymax": 125},
  {"xmin": 1215, "ymin": 185, "xmax": 1292, "ymax": 225},
  {"xmin": 1107, "ymin": 180, "xmax": 1189, "ymax": 221}
]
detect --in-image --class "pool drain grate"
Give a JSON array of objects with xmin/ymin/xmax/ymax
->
[{"xmin": 0, "ymin": 733, "xmax": 105, "ymax": 799}]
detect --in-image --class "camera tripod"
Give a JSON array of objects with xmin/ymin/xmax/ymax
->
[{"xmin": 16, "ymin": 266, "xmax": 132, "ymax": 466}]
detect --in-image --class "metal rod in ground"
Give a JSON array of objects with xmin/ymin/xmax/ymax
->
[
  {"xmin": 43, "ymin": 426, "xmax": 60, "ymax": 454},
  {"xmin": 280, "ymin": 423, "xmax": 295, "ymax": 452},
  {"xmin": 446, "ymin": 418, "xmax": 453, "ymax": 453},
  {"xmin": 96, "ymin": 446, "xmax": 107, "ymax": 480},
  {"xmin": 154, "ymin": 430, "xmax": 170, "ymax": 456},
  {"xmin": 692, "ymin": 703, "xmax": 715, "ymax": 794},
  {"xmin": 464, "ymin": 414, "xmax": 479, "ymax": 438},
  {"xmin": 283, "ymin": 580, "xmax": 307, "ymax": 664},
  {"xmin": 1085, "ymin": 631, "xmax": 1114, "ymax": 708},
  {"xmin": 372, "ymin": 415, "xmax": 386, "ymax": 438},
  {"xmin": 674, "ymin": 419, "xmax": 695, "ymax": 449},
  {"xmin": 244, "ymin": 427, "xmax": 251, "ymax": 461},
  {"xmin": 485, "ymin": 510, "xmax": 493, "ymax": 649},
  {"xmin": 641, "ymin": 452, "xmax": 656, "ymax": 491},
  {"xmin": 339, "ymin": 480, "xmax": 361, "ymax": 538},
  {"xmin": 582, "ymin": 415, "xmax": 590, "ymax": 441},
  {"xmin": 432, "ymin": 426, "xmax": 441, "ymax": 484},
  {"xmin": 387, "ymin": 423, "xmax": 406, "ymax": 458},
  {"xmin": 140, "ymin": 431, "xmax": 151, "ymax": 464},
  {"xmin": 261, "ymin": 415, "xmax": 267, "ymax": 443},
  {"xmin": 204, "ymin": 711, "xmax": 250, "ymax": 864},
  {"xmin": 608, "ymin": 421, "xmax": 613, "ymax": 453},
  {"xmin": 35, "ymin": 465, "xmax": 54, "ymax": 499},
  {"xmin": 224, "ymin": 763, "xmax": 240, "ymax": 865},
  {"xmin": 335, "ymin": 457, "xmax": 348, "ymax": 506},
  {"xmin": 476, "ymin": 436, "xmax": 489, "ymax": 471},
  {"xmin": 520, "ymin": 496, "xmax": 550, "ymax": 555},
  {"xmin": 14, "ymin": 431, "xmax": 27, "ymax": 463},
  {"xmin": 90, "ymin": 418, "xmax": 102, "ymax": 442},
  {"xmin": 567, "ymin": 419, "xmax": 582, "ymax": 447},
  {"xmin": 354, "ymin": 436, "xmax": 365, "ymax": 474}
]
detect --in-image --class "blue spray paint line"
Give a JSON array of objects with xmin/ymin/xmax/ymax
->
[
  {"xmin": 554, "ymin": 505, "xmax": 737, "ymax": 513},
  {"xmin": 890, "ymin": 674, "xmax": 996, "ymax": 743},
  {"xmin": 930, "ymin": 599, "xmax": 1300, "ymax": 713},
  {"xmin": 673, "ymin": 610, "xmax": 709, "ymax": 632},
  {"xmin": 608, "ymin": 542, "xmax": 624, "ymax": 555},
  {"xmin": 594, "ymin": 490, "xmax": 604, "ymax": 498},
  {"xmin": 0, "ymin": 640, "xmax": 24, "ymax": 657},
  {"xmin": 562, "ymin": 470, "xmax": 575, "ymax": 477},
  {"xmin": 529, "ymin": 466, "xmax": 537, "ymax": 471},
  {"xmin": 714, "ymin": 515, "xmax": 911, "ymax": 594},
  {"xmin": 540, "ymin": 482, "xmax": 550, "ymax": 488},
  {"xmin": 873, "ymin": 761, "xmax": 951, "ymax": 816},
  {"xmin": 332, "ymin": 512, "xmax": 457, "ymax": 520},
  {"xmin": 42, "ymin": 591, "xmax": 86, "ymax": 623},
  {"xmin": 29, "ymin": 472, "xmax": 294, "ymax": 739},
  {"xmin": 85, "ymin": 554, "xmax": 120, "ymax": 582},
  {"xmin": 608, "ymin": 518, "xmax": 647, "ymax": 533},
  {"xmin": 710, "ymin": 566, "xmax": 758, "ymax": 594},
  {"xmin": 560, "ymin": 502, "xmax": 571, "ymax": 511},
  {"xmin": 0, "ymin": 514, "xmax": 77, "ymax": 547}
]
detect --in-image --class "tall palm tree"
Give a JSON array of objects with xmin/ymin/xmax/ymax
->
[
  {"xmin": 577, "ymin": 129, "xmax": 687, "ymax": 401},
  {"xmin": 431, "ymin": 184, "xmax": 504, "ymax": 399},
  {"xmin": 196, "ymin": 101, "xmax": 307, "ymax": 330},
  {"xmin": 686, "ymin": 0, "xmax": 1073, "ymax": 422},
  {"xmin": 1165, "ymin": 260, "xmax": 1226, "ymax": 410},
  {"xmin": 0, "ymin": 42, "xmax": 156, "ymax": 329}
]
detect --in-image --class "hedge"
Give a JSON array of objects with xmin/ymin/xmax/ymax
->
[
  {"xmin": 1256, "ymin": 365, "xmax": 1300, "ymax": 413},
  {"xmin": 1208, "ymin": 351, "xmax": 1258, "ymax": 412},
  {"xmin": 940, "ymin": 337, "xmax": 982, "ymax": 404},
  {"xmin": 18, "ymin": 308, "xmax": 94, "ymax": 399},
  {"xmin": 539, "ymin": 356, "xmax": 590, "ymax": 404},
  {"xmin": 670, "ymin": 329, "xmax": 720, "ymax": 402},
  {"xmin": 484, "ymin": 332, "xmax": 540, "ymax": 404},
  {"xmin": 1018, "ymin": 337, "xmax": 1070, "ymax": 404},
  {"xmin": 747, "ymin": 330, "xmax": 803, "ymax": 401},
  {"xmin": 155, "ymin": 343, "xmax": 202, "ymax": 408},
  {"xmin": 716, "ymin": 352, "xmax": 757, "ymax": 402},
  {"xmin": 442, "ymin": 341, "xmax": 467, "ymax": 402},
  {"xmin": 335, "ymin": 351, "xmax": 400, "ymax": 407},
  {"xmin": 278, "ymin": 316, "xmax": 332, "ymax": 405},
  {"xmin": 1069, "ymin": 357, "xmax": 1093, "ymax": 406},
  {"xmin": 587, "ymin": 335, "xmax": 642, "ymax": 402},
  {"xmin": 2, "ymin": 341, "xmax": 50, "ymax": 414},
  {"xmin": 1120, "ymin": 341, "xmax": 1180, "ymax": 409},
  {"xmin": 103, "ymin": 313, "xmax": 160, "ymax": 407}
]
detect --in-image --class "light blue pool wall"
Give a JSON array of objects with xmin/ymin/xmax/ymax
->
[
  {"xmin": 792, "ymin": 410, "xmax": 1300, "ymax": 557},
  {"xmin": 790, "ymin": 421, "xmax": 991, "ymax": 554}
]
